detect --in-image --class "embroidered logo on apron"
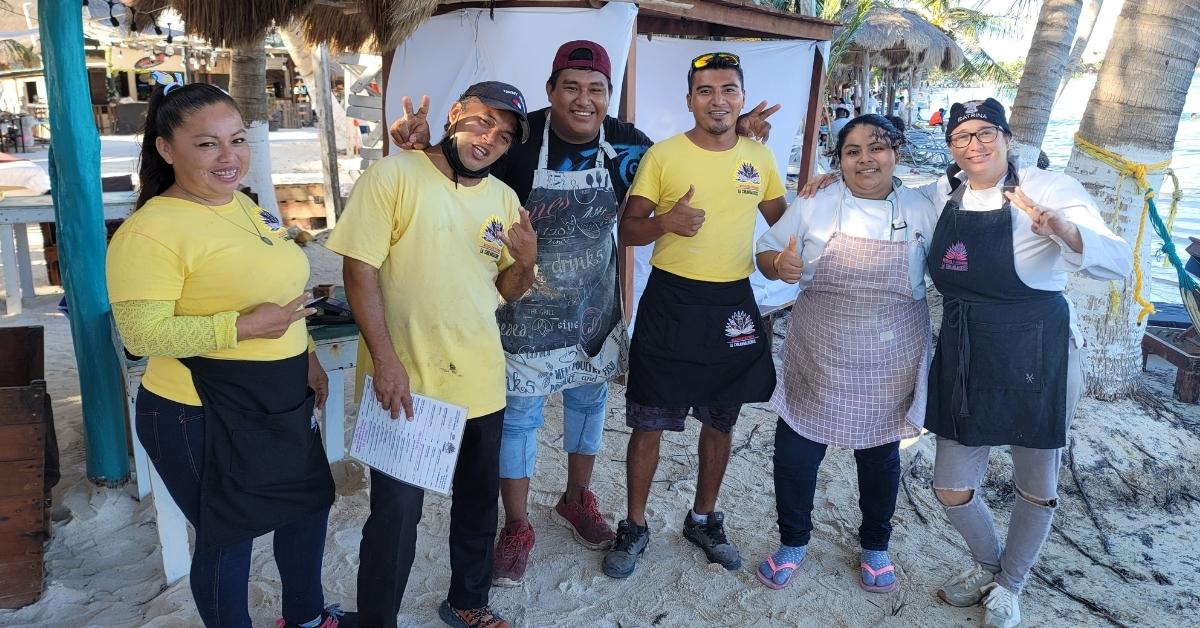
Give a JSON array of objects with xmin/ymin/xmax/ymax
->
[
  {"xmin": 478, "ymin": 215, "xmax": 505, "ymax": 260},
  {"xmin": 735, "ymin": 161, "xmax": 761, "ymax": 196},
  {"xmin": 941, "ymin": 240, "xmax": 969, "ymax": 271},
  {"xmin": 725, "ymin": 310, "xmax": 758, "ymax": 347}
]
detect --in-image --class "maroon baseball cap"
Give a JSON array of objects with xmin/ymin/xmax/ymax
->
[{"xmin": 551, "ymin": 40, "xmax": 611, "ymax": 82}]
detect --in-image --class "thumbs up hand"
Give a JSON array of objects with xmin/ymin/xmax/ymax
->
[
  {"xmin": 772, "ymin": 235, "xmax": 805, "ymax": 283},
  {"xmin": 657, "ymin": 185, "xmax": 706, "ymax": 237}
]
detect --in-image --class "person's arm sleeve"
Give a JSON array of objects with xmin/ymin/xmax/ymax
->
[
  {"xmin": 112, "ymin": 299, "xmax": 239, "ymax": 358},
  {"xmin": 1038, "ymin": 176, "xmax": 1133, "ymax": 279},
  {"xmin": 324, "ymin": 160, "xmax": 404, "ymax": 268},
  {"xmin": 757, "ymin": 197, "xmax": 808, "ymax": 254},
  {"xmin": 106, "ymin": 229, "xmax": 186, "ymax": 303},
  {"xmin": 626, "ymin": 147, "xmax": 662, "ymax": 208}
]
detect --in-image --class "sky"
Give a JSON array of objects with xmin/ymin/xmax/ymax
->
[{"xmin": 974, "ymin": 0, "xmax": 1125, "ymax": 63}]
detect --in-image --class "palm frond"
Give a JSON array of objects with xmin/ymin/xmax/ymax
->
[
  {"xmin": 0, "ymin": 39, "xmax": 37, "ymax": 69},
  {"xmin": 953, "ymin": 45, "xmax": 1015, "ymax": 84}
]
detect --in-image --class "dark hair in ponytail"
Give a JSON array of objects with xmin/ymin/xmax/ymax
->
[{"xmin": 136, "ymin": 83, "xmax": 240, "ymax": 209}]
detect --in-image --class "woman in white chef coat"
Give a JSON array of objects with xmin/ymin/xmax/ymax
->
[
  {"xmin": 915, "ymin": 99, "xmax": 1131, "ymax": 628},
  {"xmin": 754, "ymin": 114, "xmax": 940, "ymax": 593}
]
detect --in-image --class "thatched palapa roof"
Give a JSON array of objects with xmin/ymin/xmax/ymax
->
[{"xmin": 836, "ymin": 6, "xmax": 963, "ymax": 73}]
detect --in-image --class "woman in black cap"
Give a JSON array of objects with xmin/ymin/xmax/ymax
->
[{"xmin": 917, "ymin": 98, "xmax": 1130, "ymax": 628}]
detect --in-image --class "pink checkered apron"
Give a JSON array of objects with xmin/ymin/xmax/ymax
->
[{"xmin": 771, "ymin": 232, "xmax": 931, "ymax": 449}]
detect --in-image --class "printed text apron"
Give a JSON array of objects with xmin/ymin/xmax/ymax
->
[
  {"xmin": 772, "ymin": 192, "xmax": 931, "ymax": 449},
  {"xmin": 498, "ymin": 121, "xmax": 629, "ymax": 395}
]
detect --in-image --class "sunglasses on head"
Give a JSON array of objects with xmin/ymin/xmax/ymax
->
[{"xmin": 691, "ymin": 52, "xmax": 741, "ymax": 70}]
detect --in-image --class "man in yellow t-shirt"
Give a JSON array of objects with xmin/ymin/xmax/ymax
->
[
  {"xmin": 604, "ymin": 53, "xmax": 787, "ymax": 580},
  {"xmin": 325, "ymin": 82, "xmax": 536, "ymax": 628}
]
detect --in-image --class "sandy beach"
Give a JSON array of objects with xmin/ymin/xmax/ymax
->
[{"xmin": 0, "ymin": 132, "xmax": 1198, "ymax": 627}]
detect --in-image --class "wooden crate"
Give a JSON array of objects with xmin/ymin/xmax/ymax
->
[
  {"xmin": 274, "ymin": 183, "xmax": 328, "ymax": 230},
  {"xmin": 0, "ymin": 326, "xmax": 46, "ymax": 609}
]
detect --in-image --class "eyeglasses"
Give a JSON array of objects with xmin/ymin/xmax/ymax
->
[
  {"xmin": 948, "ymin": 126, "xmax": 1002, "ymax": 148},
  {"xmin": 691, "ymin": 52, "xmax": 741, "ymax": 70}
]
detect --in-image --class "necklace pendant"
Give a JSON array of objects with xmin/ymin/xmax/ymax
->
[{"xmin": 261, "ymin": 235, "xmax": 274, "ymax": 246}]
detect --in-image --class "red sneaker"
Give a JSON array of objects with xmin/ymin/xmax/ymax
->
[
  {"xmin": 552, "ymin": 489, "xmax": 617, "ymax": 550},
  {"xmin": 492, "ymin": 520, "xmax": 534, "ymax": 587}
]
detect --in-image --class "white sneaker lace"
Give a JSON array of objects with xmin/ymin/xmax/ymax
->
[
  {"xmin": 983, "ymin": 584, "xmax": 1017, "ymax": 617},
  {"xmin": 950, "ymin": 563, "xmax": 989, "ymax": 590}
]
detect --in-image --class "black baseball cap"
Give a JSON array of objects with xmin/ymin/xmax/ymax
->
[{"xmin": 461, "ymin": 81, "xmax": 530, "ymax": 143}]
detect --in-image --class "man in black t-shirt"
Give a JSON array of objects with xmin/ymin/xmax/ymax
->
[{"xmin": 389, "ymin": 41, "xmax": 778, "ymax": 587}]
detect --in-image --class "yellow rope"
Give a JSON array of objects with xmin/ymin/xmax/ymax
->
[{"xmin": 1073, "ymin": 133, "xmax": 1181, "ymax": 324}]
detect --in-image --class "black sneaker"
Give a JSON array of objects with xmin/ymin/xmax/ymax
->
[
  {"xmin": 682, "ymin": 511, "xmax": 742, "ymax": 570},
  {"xmin": 602, "ymin": 519, "xmax": 650, "ymax": 579}
]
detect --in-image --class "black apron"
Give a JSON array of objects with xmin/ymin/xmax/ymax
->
[
  {"xmin": 925, "ymin": 168, "xmax": 1070, "ymax": 449},
  {"xmin": 180, "ymin": 352, "xmax": 335, "ymax": 549},
  {"xmin": 626, "ymin": 268, "xmax": 776, "ymax": 407}
]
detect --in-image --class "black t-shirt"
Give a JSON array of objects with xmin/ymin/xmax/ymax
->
[{"xmin": 492, "ymin": 108, "xmax": 653, "ymax": 204}]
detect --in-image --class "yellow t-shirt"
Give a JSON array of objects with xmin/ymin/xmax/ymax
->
[
  {"xmin": 106, "ymin": 192, "xmax": 310, "ymax": 405},
  {"xmin": 629, "ymin": 134, "xmax": 785, "ymax": 282},
  {"xmin": 324, "ymin": 151, "xmax": 521, "ymax": 419}
]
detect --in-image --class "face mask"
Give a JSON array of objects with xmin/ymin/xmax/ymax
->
[{"xmin": 439, "ymin": 125, "xmax": 489, "ymax": 186}]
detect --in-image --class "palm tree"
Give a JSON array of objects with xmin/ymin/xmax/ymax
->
[
  {"xmin": 1065, "ymin": 0, "xmax": 1200, "ymax": 398},
  {"xmin": 1008, "ymin": 0, "xmax": 1084, "ymax": 165},
  {"xmin": 1055, "ymin": 0, "xmax": 1106, "ymax": 102},
  {"xmin": 228, "ymin": 41, "xmax": 279, "ymax": 216}
]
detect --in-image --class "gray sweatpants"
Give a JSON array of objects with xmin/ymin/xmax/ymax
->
[{"xmin": 931, "ymin": 344, "xmax": 1084, "ymax": 594}]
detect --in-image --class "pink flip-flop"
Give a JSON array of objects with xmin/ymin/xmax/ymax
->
[
  {"xmin": 859, "ymin": 561, "xmax": 898, "ymax": 593},
  {"xmin": 756, "ymin": 555, "xmax": 803, "ymax": 590}
]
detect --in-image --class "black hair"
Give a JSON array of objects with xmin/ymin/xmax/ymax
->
[
  {"xmin": 687, "ymin": 58, "xmax": 744, "ymax": 92},
  {"xmin": 829, "ymin": 113, "xmax": 904, "ymax": 167},
  {"xmin": 885, "ymin": 114, "xmax": 906, "ymax": 133},
  {"xmin": 442, "ymin": 95, "xmax": 484, "ymax": 135},
  {"xmin": 835, "ymin": 107, "xmax": 851, "ymax": 119},
  {"xmin": 136, "ymin": 83, "xmax": 240, "ymax": 209}
]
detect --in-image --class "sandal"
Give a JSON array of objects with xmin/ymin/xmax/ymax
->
[
  {"xmin": 756, "ymin": 554, "xmax": 804, "ymax": 590},
  {"xmin": 859, "ymin": 560, "xmax": 898, "ymax": 593}
]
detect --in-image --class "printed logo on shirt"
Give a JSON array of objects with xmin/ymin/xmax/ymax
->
[
  {"xmin": 725, "ymin": 310, "xmax": 758, "ymax": 347},
  {"xmin": 478, "ymin": 215, "xmax": 506, "ymax": 260},
  {"xmin": 734, "ymin": 161, "xmax": 762, "ymax": 196},
  {"xmin": 259, "ymin": 208, "xmax": 293, "ymax": 241},
  {"xmin": 941, "ymin": 241, "xmax": 969, "ymax": 272}
]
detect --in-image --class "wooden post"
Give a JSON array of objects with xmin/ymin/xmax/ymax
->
[
  {"xmin": 799, "ymin": 45, "xmax": 826, "ymax": 188},
  {"xmin": 38, "ymin": 0, "xmax": 129, "ymax": 487},
  {"xmin": 618, "ymin": 28, "xmax": 637, "ymax": 325},
  {"xmin": 312, "ymin": 44, "xmax": 343, "ymax": 223}
]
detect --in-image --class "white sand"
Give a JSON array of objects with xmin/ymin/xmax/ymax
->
[{"xmin": 1, "ymin": 132, "xmax": 1198, "ymax": 627}]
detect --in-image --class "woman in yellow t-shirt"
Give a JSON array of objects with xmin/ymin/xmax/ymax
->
[{"xmin": 107, "ymin": 81, "xmax": 351, "ymax": 628}]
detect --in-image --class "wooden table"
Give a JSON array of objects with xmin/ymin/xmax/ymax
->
[{"xmin": 0, "ymin": 191, "xmax": 135, "ymax": 315}]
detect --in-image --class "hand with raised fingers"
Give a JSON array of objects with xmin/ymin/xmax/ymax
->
[
  {"xmin": 1005, "ymin": 187, "xmax": 1076, "ymax": 239},
  {"xmin": 499, "ymin": 207, "xmax": 538, "ymax": 268},
  {"xmin": 737, "ymin": 100, "xmax": 781, "ymax": 143},
  {"xmin": 236, "ymin": 293, "xmax": 315, "ymax": 341},
  {"xmin": 658, "ymin": 185, "xmax": 706, "ymax": 237},
  {"xmin": 773, "ymin": 235, "xmax": 805, "ymax": 283},
  {"xmin": 388, "ymin": 95, "xmax": 432, "ymax": 150}
]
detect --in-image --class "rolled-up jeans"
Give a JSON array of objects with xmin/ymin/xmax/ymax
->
[
  {"xmin": 932, "ymin": 344, "xmax": 1084, "ymax": 594},
  {"xmin": 499, "ymin": 382, "xmax": 608, "ymax": 480}
]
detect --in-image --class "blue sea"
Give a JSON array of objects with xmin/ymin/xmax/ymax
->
[{"xmin": 924, "ymin": 73, "xmax": 1200, "ymax": 304}]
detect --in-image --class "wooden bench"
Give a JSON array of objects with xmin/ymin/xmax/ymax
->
[{"xmin": 1142, "ymin": 325, "xmax": 1200, "ymax": 403}]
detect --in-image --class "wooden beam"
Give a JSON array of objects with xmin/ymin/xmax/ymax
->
[
  {"xmin": 638, "ymin": 1, "xmax": 833, "ymax": 41},
  {"xmin": 312, "ymin": 44, "xmax": 344, "ymax": 222},
  {"xmin": 618, "ymin": 23, "xmax": 636, "ymax": 326},
  {"xmin": 799, "ymin": 45, "xmax": 826, "ymax": 189},
  {"xmin": 381, "ymin": 50, "xmax": 393, "ymax": 158}
]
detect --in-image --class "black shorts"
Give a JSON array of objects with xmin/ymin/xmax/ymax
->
[{"xmin": 625, "ymin": 401, "xmax": 742, "ymax": 434}]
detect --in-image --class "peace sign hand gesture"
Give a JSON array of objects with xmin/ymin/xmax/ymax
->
[
  {"xmin": 1004, "ymin": 187, "xmax": 1084, "ymax": 253},
  {"xmin": 388, "ymin": 95, "xmax": 432, "ymax": 149},
  {"xmin": 737, "ymin": 100, "xmax": 782, "ymax": 143}
]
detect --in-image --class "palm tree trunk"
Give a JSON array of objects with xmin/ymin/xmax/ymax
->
[
  {"xmin": 229, "ymin": 42, "xmax": 279, "ymax": 216},
  {"xmin": 1009, "ymin": 0, "xmax": 1083, "ymax": 165},
  {"xmin": 1055, "ymin": 0, "xmax": 1106, "ymax": 102},
  {"xmin": 1065, "ymin": 0, "xmax": 1200, "ymax": 398}
]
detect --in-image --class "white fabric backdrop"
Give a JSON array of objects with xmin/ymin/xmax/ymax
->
[
  {"xmin": 384, "ymin": 4, "xmax": 637, "ymax": 147},
  {"xmin": 630, "ymin": 36, "xmax": 819, "ymax": 315}
]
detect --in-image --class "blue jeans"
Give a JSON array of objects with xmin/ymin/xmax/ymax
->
[
  {"xmin": 499, "ymin": 382, "xmax": 608, "ymax": 479},
  {"xmin": 135, "ymin": 387, "xmax": 329, "ymax": 627},
  {"xmin": 773, "ymin": 418, "xmax": 901, "ymax": 551}
]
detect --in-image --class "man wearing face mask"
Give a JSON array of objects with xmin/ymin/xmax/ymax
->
[
  {"xmin": 390, "ymin": 42, "xmax": 779, "ymax": 588},
  {"xmin": 327, "ymin": 81, "xmax": 536, "ymax": 628}
]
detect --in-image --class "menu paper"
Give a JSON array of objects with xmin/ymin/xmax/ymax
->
[{"xmin": 349, "ymin": 374, "xmax": 467, "ymax": 494}]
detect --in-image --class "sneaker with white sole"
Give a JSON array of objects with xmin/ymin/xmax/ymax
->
[
  {"xmin": 938, "ymin": 563, "xmax": 996, "ymax": 607},
  {"xmin": 981, "ymin": 582, "xmax": 1022, "ymax": 627}
]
